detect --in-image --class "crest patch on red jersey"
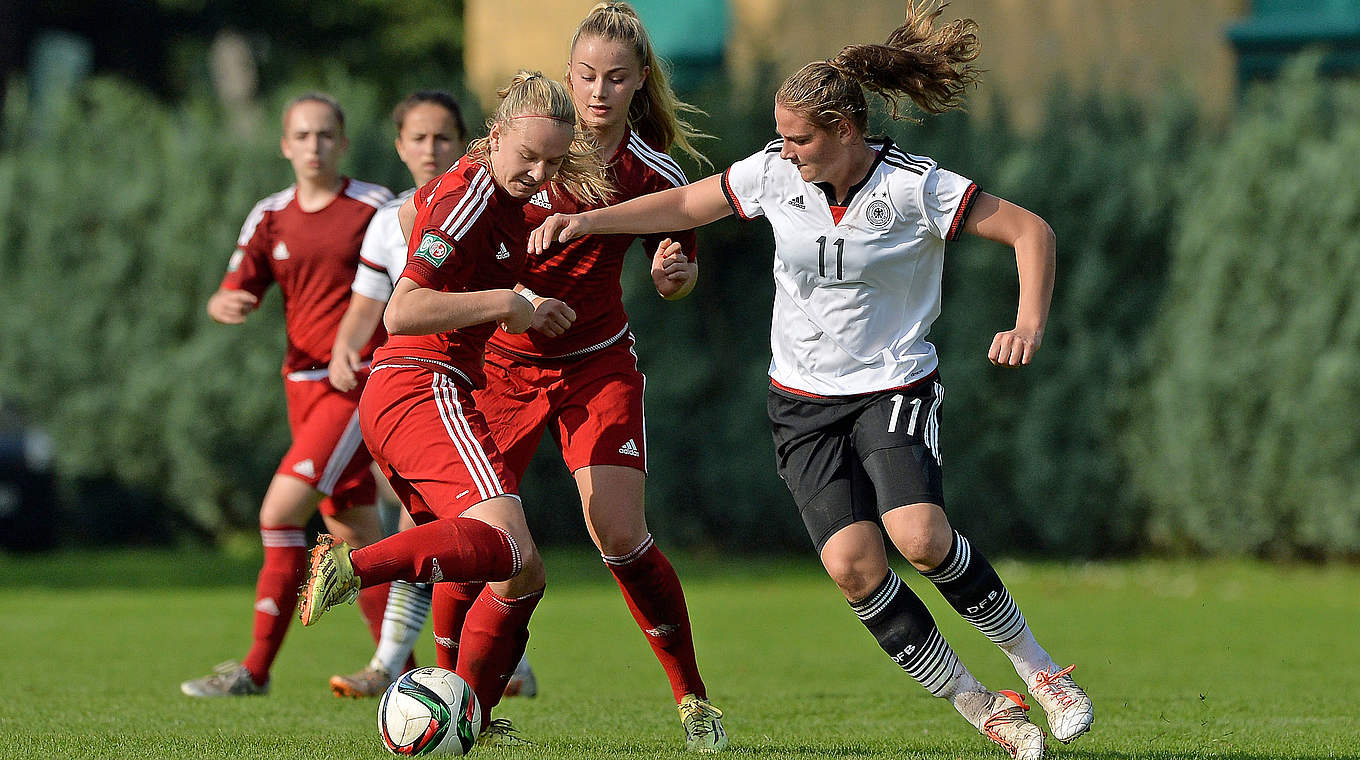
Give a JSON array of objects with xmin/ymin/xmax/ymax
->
[{"xmin": 414, "ymin": 231, "xmax": 453, "ymax": 267}]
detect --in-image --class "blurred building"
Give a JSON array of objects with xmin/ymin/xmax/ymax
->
[{"xmin": 465, "ymin": 0, "xmax": 1250, "ymax": 130}]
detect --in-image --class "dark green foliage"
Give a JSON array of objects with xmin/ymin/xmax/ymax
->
[
  {"xmin": 1128, "ymin": 59, "xmax": 1360, "ymax": 558},
  {"xmin": 5, "ymin": 62, "xmax": 1354, "ymax": 559},
  {"xmin": 0, "ymin": 76, "xmax": 415, "ymax": 537}
]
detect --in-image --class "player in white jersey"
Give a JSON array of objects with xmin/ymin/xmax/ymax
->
[
  {"xmin": 325, "ymin": 91, "xmax": 468, "ymax": 698},
  {"xmin": 531, "ymin": 5, "xmax": 1093, "ymax": 758}
]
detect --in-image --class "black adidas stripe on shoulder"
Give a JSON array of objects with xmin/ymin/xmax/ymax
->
[
  {"xmin": 763, "ymin": 138, "xmax": 782, "ymax": 154},
  {"xmin": 883, "ymin": 157, "xmax": 926, "ymax": 175}
]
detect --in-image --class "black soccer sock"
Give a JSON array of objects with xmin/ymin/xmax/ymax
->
[
  {"xmin": 922, "ymin": 531, "xmax": 1029, "ymax": 647},
  {"xmin": 849, "ymin": 569, "xmax": 966, "ymax": 697}
]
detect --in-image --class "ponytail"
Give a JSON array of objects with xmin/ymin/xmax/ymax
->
[
  {"xmin": 776, "ymin": 1, "xmax": 981, "ymax": 132},
  {"xmin": 571, "ymin": 1, "xmax": 711, "ymax": 168}
]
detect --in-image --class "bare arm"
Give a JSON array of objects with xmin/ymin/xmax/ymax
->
[
  {"xmin": 530, "ymin": 174, "xmax": 732, "ymax": 253},
  {"xmin": 384, "ymin": 277, "xmax": 534, "ymax": 336},
  {"xmin": 962, "ymin": 192, "xmax": 1057, "ymax": 367},
  {"xmin": 397, "ymin": 195, "xmax": 417, "ymax": 244},
  {"xmin": 327, "ymin": 292, "xmax": 386, "ymax": 390}
]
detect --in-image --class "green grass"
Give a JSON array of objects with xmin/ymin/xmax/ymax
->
[{"xmin": 1, "ymin": 550, "xmax": 1357, "ymax": 759}]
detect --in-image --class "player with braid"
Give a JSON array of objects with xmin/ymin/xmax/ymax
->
[
  {"xmin": 297, "ymin": 71, "xmax": 610, "ymax": 741},
  {"xmin": 181, "ymin": 93, "xmax": 394, "ymax": 698},
  {"xmin": 531, "ymin": 4, "xmax": 1094, "ymax": 758}
]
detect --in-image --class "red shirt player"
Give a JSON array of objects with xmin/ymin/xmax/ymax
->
[
  {"xmin": 463, "ymin": 5, "xmax": 729, "ymax": 751},
  {"xmin": 181, "ymin": 93, "xmax": 395, "ymax": 699},
  {"xmin": 296, "ymin": 71, "xmax": 612, "ymax": 736}
]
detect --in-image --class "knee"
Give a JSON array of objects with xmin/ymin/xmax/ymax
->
[
  {"xmin": 503, "ymin": 549, "xmax": 546, "ymax": 597},
  {"xmin": 898, "ymin": 531, "xmax": 949, "ymax": 567},
  {"xmin": 822, "ymin": 554, "xmax": 886, "ymax": 601}
]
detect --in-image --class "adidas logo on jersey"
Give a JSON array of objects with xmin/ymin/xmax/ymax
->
[
  {"xmin": 292, "ymin": 459, "xmax": 315, "ymax": 478},
  {"xmin": 428, "ymin": 558, "xmax": 444, "ymax": 583},
  {"xmin": 618, "ymin": 439, "xmax": 640, "ymax": 457},
  {"xmin": 496, "ymin": 242, "xmax": 511, "ymax": 260},
  {"xmin": 529, "ymin": 189, "xmax": 552, "ymax": 209},
  {"xmin": 254, "ymin": 597, "xmax": 280, "ymax": 616},
  {"xmin": 787, "ymin": 195, "xmax": 806, "ymax": 210},
  {"xmin": 272, "ymin": 241, "xmax": 290, "ymax": 260}
]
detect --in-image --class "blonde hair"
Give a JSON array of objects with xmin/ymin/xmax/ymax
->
[
  {"xmin": 776, "ymin": 1, "xmax": 981, "ymax": 133},
  {"xmin": 571, "ymin": 1, "xmax": 711, "ymax": 168},
  {"xmin": 466, "ymin": 71, "xmax": 612, "ymax": 205}
]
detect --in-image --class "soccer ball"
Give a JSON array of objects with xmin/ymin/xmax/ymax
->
[{"xmin": 378, "ymin": 667, "xmax": 482, "ymax": 756}]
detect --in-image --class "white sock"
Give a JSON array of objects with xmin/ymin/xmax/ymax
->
[
  {"xmin": 372, "ymin": 581, "xmax": 432, "ymax": 676},
  {"xmin": 997, "ymin": 626, "xmax": 1057, "ymax": 684}
]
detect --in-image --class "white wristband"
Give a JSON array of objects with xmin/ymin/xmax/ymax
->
[{"xmin": 516, "ymin": 287, "xmax": 541, "ymax": 307}]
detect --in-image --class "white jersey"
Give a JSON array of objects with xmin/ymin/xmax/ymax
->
[
  {"xmin": 721, "ymin": 138, "xmax": 979, "ymax": 397},
  {"xmin": 352, "ymin": 187, "xmax": 417, "ymax": 301}
]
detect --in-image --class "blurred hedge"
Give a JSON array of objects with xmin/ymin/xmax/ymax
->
[
  {"xmin": 3, "ymin": 64, "xmax": 1356, "ymax": 559},
  {"xmin": 1127, "ymin": 60, "xmax": 1360, "ymax": 559}
]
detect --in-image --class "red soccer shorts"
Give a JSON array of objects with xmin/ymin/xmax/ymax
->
[
  {"xmin": 359, "ymin": 362, "xmax": 519, "ymax": 522},
  {"xmin": 475, "ymin": 337, "xmax": 647, "ymax": 479},
  {"xmin": 277, "ymin": 369, "xmax": 376, "ymax": 514}
]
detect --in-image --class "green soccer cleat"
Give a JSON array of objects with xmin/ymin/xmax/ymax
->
[
  {"xmin": 678, "ymin": 694, "xmax": 729, "ymax": 753},
  {"xmin": 298, "ymin": 534, "xmax": 360, "ymax": 626},
  {"xmin": 180, "ymin": 660, "xmax": 268, "ymax": 697}
]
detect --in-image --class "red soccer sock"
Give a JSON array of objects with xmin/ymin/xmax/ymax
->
[
  {"xmin": 242, "ymin": 526, "xmax": 307, "ymax": 684},
  {"xmin": 430, "ymin": 582, "xmax": 485, "ymax": 671},
  {"xmin": 350, "ymin": 517, "xmax": 519, "ymax": 586},
  {"xmin": 357, "ymin": 583, "xmax": 390, "ymax": 644},
  {"xmin": 605, "ymin": 537, "xmax": 705, "ymax": 702},
  {"xmin": 456, "ymin": 586, "xmax": 542, "ymax": 725}
]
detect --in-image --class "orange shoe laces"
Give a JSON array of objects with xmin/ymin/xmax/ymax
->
[
  {"xmin": 1032, "ymin": 664, "xmax": 1078, "ymax": 708},
  {"xmin": 982, "ymin": 690, "xmax": 1032, "ymax": 756}
]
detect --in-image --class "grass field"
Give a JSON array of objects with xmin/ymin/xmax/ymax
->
[{"xmin": 1, "ymin": 548, "xmax": 1357, "ymax": 760}]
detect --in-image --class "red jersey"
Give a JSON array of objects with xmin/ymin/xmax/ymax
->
[
  {"xmin": 488, "ymin": 130, "xmax": 696, "ymax": 359},
  {"xmin": 372, "ymin": 157, "xmax": 529, "ymax": 389},
  {"xmin": 222, "ymin": 178, "xmax": 393, "ymax": 374}
]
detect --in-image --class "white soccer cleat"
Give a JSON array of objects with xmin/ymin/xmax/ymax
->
[
  {"xmin": 180, "ymin": 660, "xmax": 268, "ymax": 697},
  {"xmin": 503, "ymin": 654, "xmax": 538, "ymax": 698},
  {"xmin": 956, "ymin": 689, "xmax": 1045, "ymax": 760},
  {"xmin": 1028, "ymin": 664, "xmax": 1093, "ymax": 743}
]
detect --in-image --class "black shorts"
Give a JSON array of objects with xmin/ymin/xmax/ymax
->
[{"xmin": 768, "ymin": 374, "xmax": 945, "ymax": 553}]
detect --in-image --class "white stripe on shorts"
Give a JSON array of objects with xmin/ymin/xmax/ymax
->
[
  {"xmin": 317, "ymin": 409, "xmax": 364, "ymax": 495},
  {"xmin": 431, "ymin": 373, "xmax": 503, "ymax": 501}
]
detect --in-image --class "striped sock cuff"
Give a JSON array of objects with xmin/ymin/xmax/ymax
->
[
  {"xmin": 922, "ymin": 531, "xmax": 969, "ymax": 583},
  {"xmin": 602, "ymin": 533, "xmax": 655, "ymax": 567},
  {"xmin": 849, "ymin": 570, "xmax": 904, "ymax": 622},
  {"xmin": 260, "ymin": 526, "xmax": 306, "ymax": 548}
]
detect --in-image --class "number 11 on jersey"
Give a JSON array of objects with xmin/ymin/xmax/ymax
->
[{"xmin": 816, "ymin": 235, "xmax": 845, "ymax": 279}]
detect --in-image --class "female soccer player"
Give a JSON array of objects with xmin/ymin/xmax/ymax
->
[
  {"xmin": 325, "ymin": 91, "xmax": 467, "ymax": 699},
  {"xmin": 531, "ymin": 5, "xmax": 1095, "ymax": 758},
  {"xmin": 181, "ymin": 93, "xmax": 395, "ymax": 698},
  {"xmin": 297, "ymin": 71, "xmax": 610, "ymax": 737},
  {"xmin": 329, "ymin": 6, "xmax": 730, "ymax": 751},
  {"xmin": 474, "ymin": 3, "xmax": 726, "ymax": 750}
]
